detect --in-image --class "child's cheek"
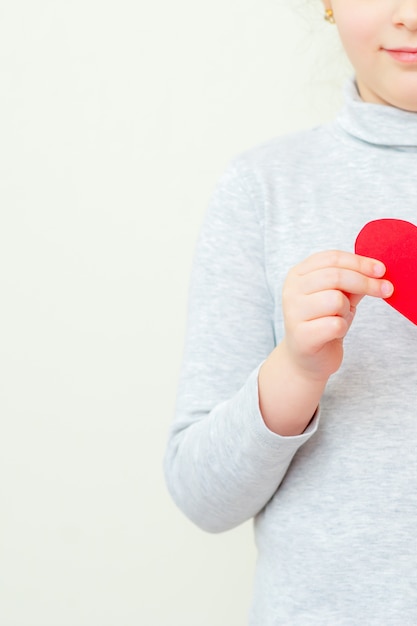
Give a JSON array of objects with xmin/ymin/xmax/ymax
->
[{"xmin": 335, "ymin": 14, "xmax": 379, "ymax": 68}]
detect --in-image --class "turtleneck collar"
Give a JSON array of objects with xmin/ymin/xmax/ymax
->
[{"xmin": 335, "ymin": 78, "xmax": 417, "ymax": 149}]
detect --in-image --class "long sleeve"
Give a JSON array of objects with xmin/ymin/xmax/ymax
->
[
  {"xmin": 166, "ymin": 88, "xmax": 417, "ymax": 622},
  {"xmin": 163, "ymin": 159, "xmax": 318, "ymax": 533}
]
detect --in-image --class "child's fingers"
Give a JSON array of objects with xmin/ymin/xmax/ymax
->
[
  {"xmin": 298, "ymin": 290, "xmax": 352, "ymax": 322},
  {"xmin": 294, "ymin": 316, "xmax": 351, "ymax": 352},
  {"xmin": 300, "ymin": 267, "xmax": 393, "ymax": 299},
  {"xmin": 295, "ymin": 250, "xmax": 386, "ymax": 279}
]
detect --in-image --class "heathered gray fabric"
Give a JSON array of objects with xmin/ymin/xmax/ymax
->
[{"xmin": 164, "ymin": 80, "xmax": 417, "ymax": 624}]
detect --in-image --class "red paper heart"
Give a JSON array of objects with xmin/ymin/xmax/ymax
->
[{"xmin": 355, "ymin": 218, "xmax": 417, "ymax": 325}]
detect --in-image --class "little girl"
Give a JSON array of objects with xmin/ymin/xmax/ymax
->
[{"xmin": 164, "ymin": 0, "xmax": 417, "ymax": 622}]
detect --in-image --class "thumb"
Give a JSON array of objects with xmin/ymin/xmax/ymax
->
[{"xmin": 349, "ymin": 293, "xmax": 365, "ymax": 308}]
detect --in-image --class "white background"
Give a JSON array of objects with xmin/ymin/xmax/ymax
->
[{"xmin": 0, "ymin": 2, "xmax": 350, "ymax": 624}]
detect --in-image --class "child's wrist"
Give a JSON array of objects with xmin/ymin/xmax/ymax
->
[
  {"xmin": 280, "ymin": 338, "xmax": 331, "ymax": 386},
  {"xmin": 258, "ymin": 343, "xmax": 327, "ymax": 437}
]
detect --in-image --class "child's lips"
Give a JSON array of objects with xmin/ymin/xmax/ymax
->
[{"xmin": 384, "ymin": 47, "xmax": 417, "ymax": 63}]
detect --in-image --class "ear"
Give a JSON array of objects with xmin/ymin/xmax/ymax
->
[{"xmin": 322, "ymin": 0, "xmax": 332, "ymax": 12}]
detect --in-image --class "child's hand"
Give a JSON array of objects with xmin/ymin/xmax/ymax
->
[
  {"xmin": 281, "ymin": 250, "xmax": 393, "ymax": 382},
  {"xmin": 258, "ymin": 250, "xmax": 394, "ymax": 436}
]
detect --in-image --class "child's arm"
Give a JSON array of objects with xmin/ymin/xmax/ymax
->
[{"xmin": 164, "ymin": 160, "xmax": 392, "ymax": 533}]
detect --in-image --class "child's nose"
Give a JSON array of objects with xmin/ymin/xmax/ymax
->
[{"xmin": 392, "ymin": 0, "xmax": 417, "ymax": 31}]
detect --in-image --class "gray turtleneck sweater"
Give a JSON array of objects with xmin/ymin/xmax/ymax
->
[{"xmin": 164, "ymin": 81, "xmax": 417, "ymax": 625}]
